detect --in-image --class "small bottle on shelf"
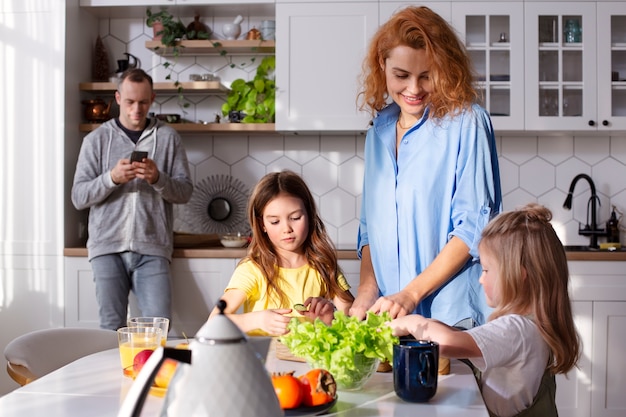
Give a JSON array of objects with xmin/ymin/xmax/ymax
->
[{"xmin": 606, "ymin": 206, "xmax": 621, "ymax": 244}]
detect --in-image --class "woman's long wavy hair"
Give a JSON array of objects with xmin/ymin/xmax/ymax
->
[
  {"xmin": 479, "ymin": 203, "xmax": 581, "ymax": 374},
  {"xmin": 243, "ymin": 170, "xmax": 351, "ymax": 306},
  {"xmin": 358, "ymin": 6, "xmax": 479, "ymax": 119}
]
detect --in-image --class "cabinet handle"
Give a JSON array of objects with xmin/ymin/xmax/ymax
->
[
  {"xmin": 588, "ymin": 120, "xmax": 596, "ymax": 126},
  {"xmin": 602, "ymin": 120, "xmax": 609, "ymax": 126}
]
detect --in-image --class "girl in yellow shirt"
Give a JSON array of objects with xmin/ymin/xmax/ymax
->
[{"xmin": 209, "ymin": 170, "xmax": 354, "ymax": 335}]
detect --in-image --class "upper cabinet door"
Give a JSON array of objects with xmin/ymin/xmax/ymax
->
[
  {"xmin": 524, "ymin": 2, "xmax": 597, "ymax": 131},
  {"xmin": 79, "ymin": 0, "xmax": 174, "ymax": 5},
  {"xmin": 379, "ymin": 2, "xmax": 451, "ymax": 24},
  {"xmin": 275, "ymin": 2, "xmax": 378, "ymax": 132},
  {"xmin": 596, "ymin": 2, "xmax": 626, "ymax": 131},
  {"xmin": 452, "ymin": 2, "xmax": 525, "ymax": 131}
]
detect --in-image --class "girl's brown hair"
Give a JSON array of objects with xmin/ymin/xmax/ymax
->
[
  {"xmin": 479, "ymin": 203, "xmax": 581, "ymax": 374},
  {"xmin": 244, "ymin": 170, "xmax": 352, "ymax": 306},
  {"xmin": 358, "ymin": 6, "xmax": 478, "ymax": 119}
]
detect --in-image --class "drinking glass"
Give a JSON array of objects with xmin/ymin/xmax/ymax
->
[
  {"xmin": 128, "ymin": 317, "xmax": 170, "ymax": 347},
  {"xmin": 117, "ymin": 326, "xmax": 162, "ymax": 377}
]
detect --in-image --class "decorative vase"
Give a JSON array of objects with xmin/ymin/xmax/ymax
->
[{"xmin": 186, "ymin": 15, "xmax": 211, "ymax": 40}]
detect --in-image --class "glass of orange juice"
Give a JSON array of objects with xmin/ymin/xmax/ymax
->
[
  {"xmin": 128, "ymin": 317, "xmax": 170, "ymax": 347},
  {"xmin": 117, "ymin": 326, "xmax": 162, "ymax": 377}
]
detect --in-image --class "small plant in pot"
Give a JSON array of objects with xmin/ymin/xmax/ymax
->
[
  {"xmin": 146, "ymin": 8, "xmax": 187, "ymax": 46},
  {"xmin": 221, "ymin": 56, "xmax": 276, "ymax": 123}
]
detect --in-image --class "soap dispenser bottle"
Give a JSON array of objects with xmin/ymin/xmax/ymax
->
[{"xmin": 606, "ymin": 206, "xmax": 620, "ymax": 244}]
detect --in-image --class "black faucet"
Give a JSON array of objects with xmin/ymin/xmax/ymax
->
[{"xmin": 563, "ymin": 173, "xmax": 604, "ymax": 248}]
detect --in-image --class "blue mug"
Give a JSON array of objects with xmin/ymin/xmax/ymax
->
[{"xmin": 393, "ymin": 338, "xmax": 439, "ymax": 402}]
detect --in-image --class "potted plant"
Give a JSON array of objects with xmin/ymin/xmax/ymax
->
[
  {"xmin": 146, "ymin": 8, "xmax": 187, "ymax": 46},
  {"xmin": 221, "ymin": 56, "xmax": 276, "ymax": 123}
]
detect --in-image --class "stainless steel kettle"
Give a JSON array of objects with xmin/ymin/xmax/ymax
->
[{"xmin": 118, "ymin": 300, "xmax": 282, "ymax": 417}]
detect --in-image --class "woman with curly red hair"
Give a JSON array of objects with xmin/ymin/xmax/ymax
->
[{"xmin": 350, "ymin": 6, "xmax": 502, "ymax": 328}]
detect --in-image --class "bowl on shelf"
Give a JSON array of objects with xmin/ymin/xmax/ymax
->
[{"xmin": 219, "ymin": 233, "xmax": 249, "ymax": 248}]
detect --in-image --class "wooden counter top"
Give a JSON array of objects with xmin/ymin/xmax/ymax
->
[
  {"xmin": 64, "ymin": 247, "xmax": 360, "ymax": 260},
  {"xmin": 63, "ymin": 247, "xmax": 626, "ymax": 261}
]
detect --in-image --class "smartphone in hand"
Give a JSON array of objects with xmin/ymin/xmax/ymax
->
[{"xmin": 130, "ymin": 151, "xmax": 148, "ymax": 163}]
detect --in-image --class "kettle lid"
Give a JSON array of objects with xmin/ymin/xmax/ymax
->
[{"xmin": 195, "ymin": 299, "xmax": 245, "ymax": 343}]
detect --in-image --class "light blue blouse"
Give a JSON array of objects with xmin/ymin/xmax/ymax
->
[{"xmin": 358, "ymin": 102, "xmax": 502, "ymax": 325}]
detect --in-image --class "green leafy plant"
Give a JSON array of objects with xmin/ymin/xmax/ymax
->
[
  {"xmin": 280, "ymin": 311, "xmax": 398, "ymax": 389},
  {"xmin": 221, "ymin": 55, "xmax": 276, "ymax": 123}
]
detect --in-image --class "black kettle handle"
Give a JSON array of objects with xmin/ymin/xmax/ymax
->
[
  {"xmin": 124, "ymin": 52, "xmax": 141, "ymax": 69},
  {"xmin": 118, "ymin": 347, "xmax": 192, "ymax": 417}
]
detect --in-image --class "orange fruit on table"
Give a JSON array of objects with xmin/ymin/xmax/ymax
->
[
  {"xmin": 271, "ymin": 371, "xmax": 304, "ymax": 409},
  {"xmin": 299, "ymin": 369, "xmax": 336, "ymax": 407},
  {"xmin": 154, "ymin": 358, "xmax": 178, "ymax": 388}
]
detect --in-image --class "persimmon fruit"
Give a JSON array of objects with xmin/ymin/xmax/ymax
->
[
  {"xmin": 271, "ymin": 371, "xmax": 304, "ymax": 409},
  {"xmin": 299, "ymin": 369, "xmax": 336, "ymax": 407}
]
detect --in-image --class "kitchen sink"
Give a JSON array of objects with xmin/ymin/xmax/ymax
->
[{"xmin": 563, "ymin": 245, "xmax": 626, "ymax": 252}]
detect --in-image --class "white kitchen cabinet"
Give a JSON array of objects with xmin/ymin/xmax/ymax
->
[
  {"xmin": 524, "ymin": 2, "xmax": 598, "ymax": 131},
  {"xmin": 452, "ymin": 2, "xmax": 525, "ymax": 131},
  {"xmin": 555, "ymin": 301, "xmax": 593, "ymax": 417},
  {"xmin": 338, "ymin": 259, "xmax": 361, "ymax": 291},
  {"xmin": 379, "ymin": 2, "xmax": 451, "ymax": 23},
  {"xmin": 275, "ymin": 2, "xmax": 378, "ymax": 132},
  {"xmin": 64, "ymin": 257, "xmax": 239, "ymax": 337},
  {"xmin": 596, "ymin": 2, "xmax": 626, "ymax": 130},
  {"xmin": 591, "ymin": 302, "xmax": 626, "ymax": 417},
  {"xmin": 79, "ymin": 0, "xmax": 174, "ymax": 5},
  {"xmin": 167, "ymin": 258, "xmax": 238, "ymax": 337},
  {"xmin": 564, "ymin": 260, "xmax": 626, "ymax": 417}
]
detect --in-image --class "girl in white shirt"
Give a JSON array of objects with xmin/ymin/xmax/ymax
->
[{"xmin": 390, "ymin": 203, "xmax": 580, "ymax": 417}]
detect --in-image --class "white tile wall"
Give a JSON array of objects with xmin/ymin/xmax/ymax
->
[{"xmin": 97, "ymin": 17, "xmax": 626, "ymax": 249}]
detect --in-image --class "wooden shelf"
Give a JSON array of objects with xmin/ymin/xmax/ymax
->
[
  {"xmin": 145, "ymin": 39, "xmax": 275, "ymax": 56},
  {"xmin": 79, "ymin": 123, "xmax": 276, "ymax": 133},
  {"xmin": 80, "ymin": 81, "xmax": 229, "ymax": 94}
]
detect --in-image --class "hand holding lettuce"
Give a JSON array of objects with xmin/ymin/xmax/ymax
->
[{"xmin": 279, "ymin": 312, "xmax": 398, "ymax": 390}]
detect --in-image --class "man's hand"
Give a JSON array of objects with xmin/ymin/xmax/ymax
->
[
  {"xmin": 110, "ymin": 158, "xmax": 135, "ymax": 185},
  {"xmin": 132, "ymin": 158, "xmax": 160, "ymax": 184}
]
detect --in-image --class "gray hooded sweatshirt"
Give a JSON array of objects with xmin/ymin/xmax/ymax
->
[{"xmin": 71, "ymin": 118, "xmax": 193, "ymax": 261}]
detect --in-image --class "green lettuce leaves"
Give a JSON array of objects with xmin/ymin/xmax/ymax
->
[{"xmin": 279, "ymin": 312, "xmax": 398, "ymax": 388}]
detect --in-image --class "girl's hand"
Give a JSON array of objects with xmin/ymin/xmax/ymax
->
[
  {"xmin": 256, "ymin": 309, "xmax": 293, "ymax": 336},
  {"xmin": 301, "ymin": 297, "xmax": 335, "ymax": 325},
  {"xmin": 389, "ymin": 314, "xmax": 427, "ymax": 338}
]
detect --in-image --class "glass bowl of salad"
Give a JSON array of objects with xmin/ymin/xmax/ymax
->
[
  {"xmin": 280, "ymin": 312, "xmax": 396, "ymax": 391},
  {"xmin": 308, "ymin": 352, "xmax": 380, "ymax": 390}
]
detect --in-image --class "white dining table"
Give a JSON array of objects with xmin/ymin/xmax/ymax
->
[{"xmin": 0, "ymin": 341, "xmax": 489, "ymax": 416}]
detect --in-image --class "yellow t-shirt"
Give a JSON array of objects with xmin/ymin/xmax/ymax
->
[{"xmin": 225, "ymin": 259, "xmax": 350, "ymax": 313}]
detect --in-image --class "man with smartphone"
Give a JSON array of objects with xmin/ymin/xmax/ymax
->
[{"xmin": 71, "ymin": 68, "xmax": 193, "ymax": 331}]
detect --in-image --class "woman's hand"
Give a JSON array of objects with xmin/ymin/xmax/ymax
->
[
  {"xmin": 300, "ymin": 297, "xmax": 335, "ymax": 325},
  {"xmin": 348, "ymin": 292, "xmax": 378, "ymax": 320},
  {"xmin": 368, "ymin": 290, "xmax": 417, "ymax": 319}
]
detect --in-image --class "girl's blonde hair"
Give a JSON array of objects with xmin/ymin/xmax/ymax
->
[
  {"xmin": 358, "ymin": 5, "xmax": 478, "ymax": 119},
  {"xmin": 244, "ymin": 170, "xmax": 352, "ymax": 306},
  {"xmin": 479, "ymin": 203, "xmax": 581, "ymax": 374}
]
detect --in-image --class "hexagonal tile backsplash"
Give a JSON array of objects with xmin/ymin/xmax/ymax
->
[{"xmin": 98, "ymin": 16, "xmax": 626, "ymax": 248}]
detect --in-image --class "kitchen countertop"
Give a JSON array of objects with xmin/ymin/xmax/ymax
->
[
  {"xmin": 64, "ymin": 247, "xmax": 361, "ymax": 260},
  {"xmin": 64, "ymin": 247, "xmax": 626, "ymax": 261}
]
